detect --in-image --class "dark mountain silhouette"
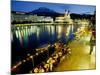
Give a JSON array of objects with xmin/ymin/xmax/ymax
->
[{"xmin": 29, "ymin": 7, "xmax": 61, "ymax": 17}]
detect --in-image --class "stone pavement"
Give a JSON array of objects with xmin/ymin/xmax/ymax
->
[{"xmin": 54, "ymin": 29, "xmax": 96, "ymax": 72}]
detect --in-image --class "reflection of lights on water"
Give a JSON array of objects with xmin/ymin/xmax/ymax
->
[
  {"xmin": 47, "ymin": 25, "xmax": 50, "ymax": 33},
  {"xmin": 21, "ymin": 26, "xmax": 23, "ymax": 29},
  {"xmin": 28, "ymin": 28, "xmax": 31, "ymax": 35},
  {"xmin": 18, "ymin": 30, "xmax": 23, "ymax": 45},
  {"xmin": 15, "ymin": 30, "xmax": 19, "ymax": 38},
  {"xmin": 36, "ymin": 27, "xmax": 40, "ymax": 39},
  {"xmin": 66, "ymin": 25, "xmax": 71, "ymax": 36},
  {"xmin": 17, "ymin": 27, "xmax": 19, "ymax": 30},
  {"xmin": 33, "ymin": 26, "xmax": 37, "ymax": 34},
  {"xmin": 23, "ymin": 28, "xmax": 29, "ymax": 44},
  {"xmin": 58, "ymin": 26, "xmax": 62, "ymax": 34},
  {"xmin": 25, "ymin": 28, "xmax": 29, "ymax": 42},
  {"xmin": 25, "ymin": 26, "xmax": 27, "ymax": 29},
  {"xmin": 71, "ymin": 25, "xmax": 74, "ymax": 32},
  {"xmin": 15, "ymin": 26, "xmax": 35, "ymax": 45},
  {"xmin": 58, "ymin": 26, "xmax": 62, "ymax": 39},
  {"xmin": 51, "ymin": 26, "xmax": 55, "ymax": 35},
  {"xmin": 23, "ymin": 29, "xmax": 26, "ymax": 37},
  {"xmin": 30, "ymin": 26, "xmax": 35, "ymax": 34},
  {"xmin": 25, "ymin": 27, "xmax": 28, "ymax": 33},
  {"xmin": 21, "ymin": 30, "xmax": 24, "ymax": 37},
  {"xmin": 18, "ymin": 30, "xmax": 21, "ymax": 39}
]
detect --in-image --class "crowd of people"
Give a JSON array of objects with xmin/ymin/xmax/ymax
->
[
  {"xmin": 30, "ymin": 43, "xmax": 71, "ymax": 73},
  {"xmin": 11, "ymin": 42, "xmax": 71, "ymax": 74}
]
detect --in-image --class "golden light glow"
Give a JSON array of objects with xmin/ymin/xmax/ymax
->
[
  {"xmin": 17, "ymin": 61, "xmax": 22, "ymax": 66},
  {"xmin": 13, "ymin": 66, "xmax": 17, "ymax": 69},
  {"xmin": 36, "ymin": 53, "xmax": 39, "ymax": 55},
  {"xmin": 30, "ymin": 56, "xmax": 33, "ymax": 59},
  {"xmin": 36, "ymin": 49, "xmax": 39, "ymax": 51},
  {"xmin": 41, "ymin": 51, "xmax": 43, "ymax": 53},
  {"xmin": 27, "ymin": 53, "xmax": 30, "ymax": 56},
  {"xmin": 66, "ymin": 25, "xmax": 71, "ymax": 36},
  {"xmin": 23, "ymin": 60, "xmax": 26, "ymax": 62},
  {"xmin": 58, "ymin": 26, "xmax": 62, "ymax": 34}
]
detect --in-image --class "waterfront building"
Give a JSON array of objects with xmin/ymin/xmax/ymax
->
[
  {"xmin": 11, "ymin": 13, "xmax": 53, "ymax": 23},
  {"xmin": 55, "ymin": 10, "xmax": 73, "ymax": 24}
]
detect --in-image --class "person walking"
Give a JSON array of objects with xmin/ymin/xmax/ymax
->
[{"xmin": 89, "ymin": 35, "xmax": 95, "ymax": 55}]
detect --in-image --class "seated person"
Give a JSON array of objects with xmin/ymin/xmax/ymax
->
[
  {"xmin": 38, "ymin": 65, "xmax": 45, "ymax": 73},
  {"xmin": 44, "ymin": 63, "xmax": 50, "ymax": 72},
  {"xmin": 34, "ymin": 67, "xmax": 39, "ymax": 73},
  {"xmin": 58, "ymin": 51, "xmax": 62, "ymax": 57},
  {"xmin": 67, "ymin": 47, "xmax": 71, "ymax": 55},
  {"xmin": 47, "ymin": 57, "xmax": 55, "ymax": 71}
]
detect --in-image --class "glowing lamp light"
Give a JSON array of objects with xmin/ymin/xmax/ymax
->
[
  {"xmin": 36, "ymin": 53, "xmax": 38, "ymax": 55},
  {"xmin": 27, "ymin": 53, "xmax": 30, "ymax": 56},
  {"xmin": 41, "ymin": 51, "xmax": 43, "ymax": 53},
  {"xmin": 30, "ymin": 56, "xmax": 33, "ymax": 59},
  {"xmin": 13, "ymin": 66, "xmax": 17, "ymax": 69},
  {"xmin": 17, "ymin": 27, "xmax": 19, "ymax": 30},
  {"xmin": 48, "ymin": 45, "xmax": 50, "ymax": 47},
  {"xmin": 36, "ymin": 49, "xmax": 39, "ymax": 51},
  {"xmin": 23, "ymin": 60, "xmax": 26, "ymax": 62},
  {"xmin": 17, "ymin": 61, "xmax": 22, "ymax": 66}
]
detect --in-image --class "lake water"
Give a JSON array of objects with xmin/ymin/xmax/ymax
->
[{"xmin": 11, "ymin": 24, "xmax": 78, "ymax": 64}]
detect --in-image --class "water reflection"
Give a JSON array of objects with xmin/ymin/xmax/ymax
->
[
  {"xmin": 12, "ymin": 25, "xmax": 76, "ymax": 50},
  {"xmin": 11, "ymin": 24, "xmax": 77, "ymax": 63}
]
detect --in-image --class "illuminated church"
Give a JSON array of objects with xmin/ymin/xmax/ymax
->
[{"xmin": 55, "ymin": 9, "xmax": 73, "ymax": 24}]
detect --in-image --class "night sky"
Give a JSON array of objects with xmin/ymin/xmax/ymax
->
[{"xmin": 11, "ymin": 0, "xmax": 96, "ymax": 14}]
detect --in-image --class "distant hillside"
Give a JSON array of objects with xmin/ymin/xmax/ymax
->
[{"xmin": 29, "ymin": 7, "xmax": 61, "ymax": 17}]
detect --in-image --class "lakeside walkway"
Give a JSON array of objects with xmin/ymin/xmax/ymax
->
[{"xmin": 54, "ymin": 29, "xmax": 96, "ymax": 71}]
